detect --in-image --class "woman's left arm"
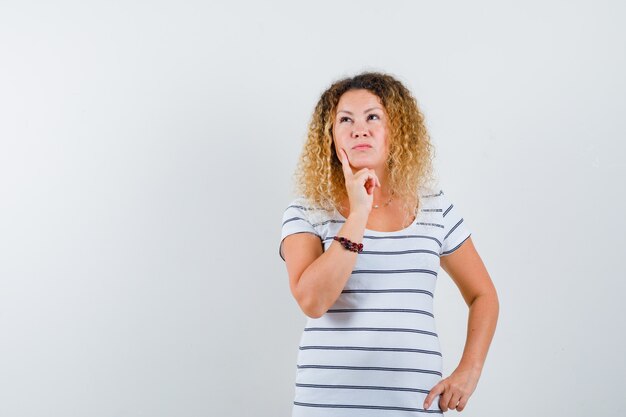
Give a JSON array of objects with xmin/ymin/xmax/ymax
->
[{"xmin": 423, "ymin": 237, "xmax": 499, "ymax": 412}]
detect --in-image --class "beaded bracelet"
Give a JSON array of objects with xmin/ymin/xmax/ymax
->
[{"xmin": 333, "ymin": 236, "xmax": 364, "ymax": 253}]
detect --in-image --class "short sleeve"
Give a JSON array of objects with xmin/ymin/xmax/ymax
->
[
  {"xmin": 439, "ymin": 190, "xmax": 472, "ymax": 256},
  {"xmin": 279, "ymin": 200, "xmax": 322, "ymax": 262}
]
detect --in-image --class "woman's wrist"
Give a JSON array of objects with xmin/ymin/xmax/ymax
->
[
  {"xmin": 457, "ymin": 359, "xmax": 484, "ymax": 375},
  {"xmin": 333, "ymin": 236, "xmax": 363, "ymax": 253}
]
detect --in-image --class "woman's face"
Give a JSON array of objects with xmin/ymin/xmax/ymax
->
[{"xmin": 332, "ymin": 89, "xmax": 390, "ymax": 172}]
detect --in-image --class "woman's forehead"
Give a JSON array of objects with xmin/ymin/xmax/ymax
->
[{"xmin": 337, "ymin": 89, "xmax": 384, "ymax": 111}]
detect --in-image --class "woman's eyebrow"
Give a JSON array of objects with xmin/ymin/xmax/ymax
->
[{"xmin": 337, "ymin": 107, "xmax": 383, "ymax": 115}]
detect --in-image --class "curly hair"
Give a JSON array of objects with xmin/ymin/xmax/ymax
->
[{"xmin": 293, "ymin": 71, "xmax": 436, "ymax": 219}]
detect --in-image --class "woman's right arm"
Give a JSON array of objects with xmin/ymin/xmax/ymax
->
[
  {"xmin": 283, "ymin": 148, "xmax": 380, "ymax": 318},
  {"xmin": 282, "ymin": 209, "xmax": 368, "ymax": 318}
]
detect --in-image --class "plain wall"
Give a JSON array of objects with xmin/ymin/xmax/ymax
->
[{"xmin": 1, "ymin": 1, "xmax": 625, "ymax": 416}]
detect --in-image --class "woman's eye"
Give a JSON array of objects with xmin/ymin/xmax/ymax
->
[
  {"xmin": 368, "ymin": 114, "xmax": 380, "ymax": 120},
  {"xmin": 339, "ymin": 116, "xmax": 351, "ymax": 123}
]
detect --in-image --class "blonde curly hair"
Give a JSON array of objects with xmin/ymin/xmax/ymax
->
[{"xmin": 294, "ymin": 71, "xmax": 436, "ymax": 219}]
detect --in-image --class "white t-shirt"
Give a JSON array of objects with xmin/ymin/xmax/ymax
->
[{"xmin": 279, "ymin": 187, "xmax": 471, "ymax": 416}]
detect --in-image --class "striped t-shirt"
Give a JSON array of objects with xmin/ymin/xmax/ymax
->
[{"xmin": 279, "ymin": 188, "xmax": 472, "ymax": 417}]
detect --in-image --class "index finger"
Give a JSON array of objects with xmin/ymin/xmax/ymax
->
[
  {"xmin": 338, "ymin": 148, "xmax": 353, "ymax": 177},
  {"xmin": 424, "ymin": 382, "xmax": 444, "ymax": 410}
]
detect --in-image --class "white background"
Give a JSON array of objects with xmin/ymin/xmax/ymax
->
[{"xmin": 1, "ymin": 1, "xmax": 625, "ymax": 416}]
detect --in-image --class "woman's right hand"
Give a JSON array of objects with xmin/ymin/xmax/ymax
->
[{"xmin": 339, "ymin": 148, "xmax": 381, "ymax": 217}]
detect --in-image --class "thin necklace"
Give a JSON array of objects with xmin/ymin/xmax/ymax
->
[{"xmin": 373, "ymin": 194, "xmax": 393, "ymax": 209}]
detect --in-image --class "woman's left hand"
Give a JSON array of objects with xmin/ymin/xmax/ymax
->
[{"xmin": 423, "ymin": 365, "xmax": 482, "ymax": 412}]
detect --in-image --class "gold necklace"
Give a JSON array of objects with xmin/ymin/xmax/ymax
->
[{"xmin": 373, "ymin": 195, "xmax": 393, "ymax": 209}]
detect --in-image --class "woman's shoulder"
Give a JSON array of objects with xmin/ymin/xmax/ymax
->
[
  {"xmin": 284, "ymin": 195, "xmax": 325, "ymax": 211},
  {"xmin": 283, "ymin": 195, "xmax": 333, "ymax": 224},
  {"xmin": 417, "ymin": 184, "xmax": 443, "ymax": 201},
  {"xmin": 418, "ymin": 184, "xmax": 442, "ymax": 197}
]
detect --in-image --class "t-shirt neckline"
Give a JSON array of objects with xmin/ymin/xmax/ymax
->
[{"xmin": 333, "ymin": 207, "xmax": 418, "ymax": 234}]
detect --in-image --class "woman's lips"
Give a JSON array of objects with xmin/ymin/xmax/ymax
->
[{"xmin": 353, "ymin": 145, "xmax": 372, "ymax": 150}]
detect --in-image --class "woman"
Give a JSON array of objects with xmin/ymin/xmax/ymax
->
[{"xmin": 279, "ymin": 72, "xmax": 498, "ymax": 416}]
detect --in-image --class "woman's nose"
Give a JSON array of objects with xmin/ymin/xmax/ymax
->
[{"xmin": 352, "ymin": 123, "xmax": 369, "ymax": 137}]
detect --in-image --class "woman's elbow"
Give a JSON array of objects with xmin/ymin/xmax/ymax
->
[
  {"xmin": 298, "ymin": 296, "xmax": 326, "ymax": 319},
  {"xmin": 290, "ymin": 277, "xmax": 327, "ymax": 319}
]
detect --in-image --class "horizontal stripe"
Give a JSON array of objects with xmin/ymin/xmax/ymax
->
[
  {"xmin": 287, "ymin": 206, "xmax": 441, "ymax": 216},
  {"xmin": 299, "ymin": 345, "xmax": 442, "ymax": 356},
  {"xmin": 294, "ymin": 401, "xmax": 443, "ymax": 414},
  {"xmin": 312, "ymin": 219, "xmax": 346, "ymax": 227},
  {"xmin": 441, "ymin": 234, "xmax": 471, "ymax": 255},
  {"xmin": 295, "ymin": 382, "xmax": 431, "ymax": 394},
  {"xmin": 421, "ymin": 190, "xmax": 444, "ymax": 198},
  {"xmin": 282, "ymin": 216, "xmax": 313, "ymax": 227},
  {"xmin": 416, "ymin": 222, "xmax": 444, "ymax": 228},
  {"xmin": 297, "ymin": 364, "xmax": 442, "ymax": 376},
  {"xmin": 324, "ymin": 234, "xmax": 442, "ymax": 245},
  {"xmin": 359, "ymin": 249, "xmax": 439, "ymax": 256},
  {"xmin": 351, "ymin": 268, "xmax": 438, "ymax": 276},
  {"xmin": 287, "ymin": 204, "xmax": 440, "ymax": 212},
  {"xmin": 304, "ymin": 327, "xmax": 438, "ymax": 337},
  {"xmin": 363, "ymin": 235, "xmax": 441, "ymax": 243},
  {"xmin": 342, "ymin": 288, "xmax": 434, "ymax": 297},
  {"xmin": 326, "ymin": 308, "xmax": 434, "ymax": 317},
  {"xmin": 287, "ymin": 204, "xmax": 320, "ymax": 211}
]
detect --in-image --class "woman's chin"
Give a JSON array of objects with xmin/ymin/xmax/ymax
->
[{"xmin": 350, "ymin": 159, "xmax": 381, "ymax": 170}]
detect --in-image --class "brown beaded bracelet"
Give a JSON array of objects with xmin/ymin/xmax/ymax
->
[{"xmin": 333, "ymin": 236, "xmax": 364, "ymax": 253}]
